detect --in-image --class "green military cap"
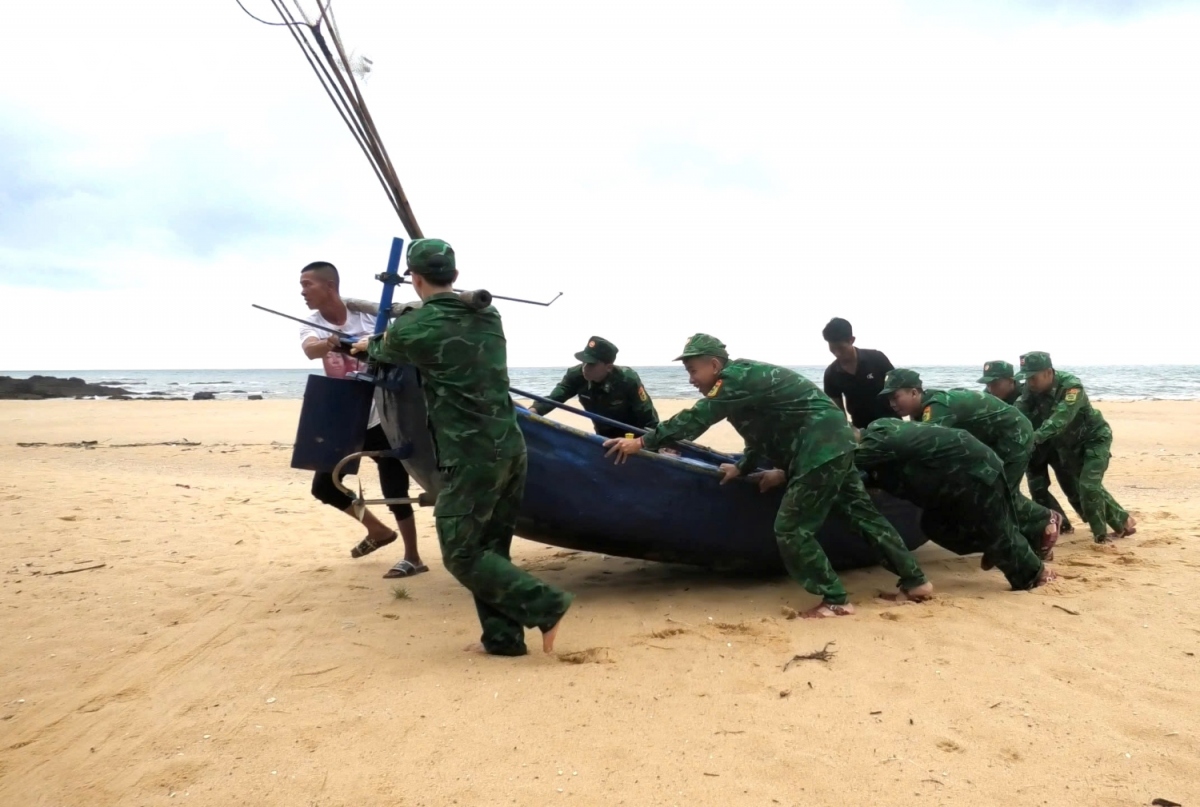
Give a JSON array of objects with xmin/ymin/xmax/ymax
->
[
  {"xmin": 575, "ymin": 336, "xmax": 618, "ymax": 364},
  {"xmin": 1017, "ymin": 351, "xmax": 1053, "ymax": 378},
  {"xmin": 673, "ymin": 333, "xmax": 729, "ymax": 362},
  {"xmin": 978, "ymin": 360, "xmax": 1015, "ymax": 384},
  {"xmin": 405, "ymin": 238, "xmax": 457, "ymax": 282},
  {"xmin": 879, "ymin": 368, "xmax": 923, "ymax": 395}
]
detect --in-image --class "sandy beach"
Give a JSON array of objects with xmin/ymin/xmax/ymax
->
[{"xmin": 1, "ymin": 398, "xmax": 1198, "ymax": 806}]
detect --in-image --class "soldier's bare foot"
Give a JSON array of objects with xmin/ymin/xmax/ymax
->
[
  {"xmin": 1121, "ymin": 516, "xmax": 1138, "ymax": 537},
  {"xmin": 1033, "ymin": 566, "xmax": 1057, "ymax": 588},
  {"xmin": 800, "ymin": 601, "xmax": 855, "ymax": 619},
  {"xmin": 1040, "ymin": 512, "xmax": 1062, "ymax": 558},
  {"xmin": 542, "ymin": 605, "xmax": 572, "ymax": 654},
  {"xmin": 902, "ymin": 582, "xmax": 935, "ymax": 602},
  {"xmin": 463, "ymin": 642, "xmax": 487, "ymax": 654}
]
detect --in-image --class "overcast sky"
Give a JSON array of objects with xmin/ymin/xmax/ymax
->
[{"xmin": 3, "ymin": 0, "xmax": 1199, "ymax": 371}]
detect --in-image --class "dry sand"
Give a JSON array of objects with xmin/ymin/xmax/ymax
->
[{"xmin": 1, "ymin": 398, "xmax": 1198, "ymax": 806}]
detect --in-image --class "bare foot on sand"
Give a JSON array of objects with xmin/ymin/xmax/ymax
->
[
  {"xmin": 880, "ymin": 582, "xmax": 935, "ymax": 604},
  {"xmin": 464, "ymin": 642, "xmax": 487, "ymax": 654},
  {"xmin": 542, "ymin": 605, "xmax": 572, "ymax": 654},
  {"xmin": 1033, "ymin": 566, "xmax": 1057, "ymax": 588},
  {"xmin": 1040, "ymin": 512, "xmax": 1062, "ymax": 558},
  {"xmin": 1121, "ymin": 516, "xmax": 1138, "ymax": 538},
  {"xmin": 800, "ymin": 602, "xmax": 855, "ymax": 619}
]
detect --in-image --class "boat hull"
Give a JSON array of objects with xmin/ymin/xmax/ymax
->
[{"xmin": 376, "ymin": 377, "xmax": 926, "ymax": 574}]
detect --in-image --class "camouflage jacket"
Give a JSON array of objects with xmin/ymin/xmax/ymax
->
[
  {"xmin": 854, "ymin": 419, "xmax": 1003, "ymax": 505},
  {"xmin": 641, "ymin": 359, "xmax": 855, "ymax": 477},
  {"xmin": 919, "ymin": 388, "xmax": 1032, "ymax": 453},
  {"xmin": 1015, "ymin": 371, "xmax": 1110, "ymax": 449},
  {"xmin": 368, "ymin": 293, "xmax": 525, "ymax": 466},
  {"xmin": 531, "ymin": 365, "xmax": 659, "ymax": 439}
]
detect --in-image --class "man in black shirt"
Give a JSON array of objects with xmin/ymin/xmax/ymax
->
[{"xmin": 821, "ymin": 317, "xmax": 898, "ymax": 428}]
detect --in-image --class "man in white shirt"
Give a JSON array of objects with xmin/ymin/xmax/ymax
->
[{"xmin": 299, "ymin": 261, "xmax": 425, "ymax": 578}]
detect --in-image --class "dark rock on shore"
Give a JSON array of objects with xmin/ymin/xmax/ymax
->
[
  {"xmin": 192, "ymin": 391, "xmax": 217, "ymax": 400},
  {"xmin": 0, "ymin": 375, "xmax": 130, "ymax": 400},
  {"xmin": 248, "ymin": 394, "xmax": 264, "ymax": 401}
]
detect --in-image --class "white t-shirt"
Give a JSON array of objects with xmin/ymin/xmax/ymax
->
[{"xmin": 299, "ymin": 308, "xmax": 381, "ymax": 428}]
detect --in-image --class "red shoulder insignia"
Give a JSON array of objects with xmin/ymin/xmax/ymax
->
[
  {"xmin": 1065, "ymin": 388, "xmax": 1080, "ymax": 403},
  {"xmin": 638, "ymin": 386, "xmax": 648, "ymax": 402},
  {"xmin": 706, "ymin": 379, "xmax": 723, "ymax": 399},
  {"xmin": 921, "ymin": 406, "xmax": 932, "ymax": 422}
]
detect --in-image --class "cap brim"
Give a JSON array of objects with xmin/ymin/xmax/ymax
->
[
  {"xmin": 978, "ymin": 375, "xmax": 997, "ymax": 384},
  {"xmin": 575, "ymin": 350, "xmax": 596, "ymax": 363},
  {"xmin": 878, "ymin": 387, "xmax": 897, "ymax": 396}
]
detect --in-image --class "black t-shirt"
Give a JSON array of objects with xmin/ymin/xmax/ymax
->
[{"xmin": 823, "ymin": 348, "xmax": 899, "ymax": 429}]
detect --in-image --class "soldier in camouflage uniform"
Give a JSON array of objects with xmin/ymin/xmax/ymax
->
[
  {"xmin": 881, "ymin": 369, "xmax": 1061, "ymax": 559},
  {"xmin": 1015, "ymin": 352, "xmax": 1136, "ymax": 543},
  {"xmin": 979, "ymin": 359, "xmax": 1080, "ymax": 533},
  {"xmin": 603, "ymin": 334, "xmax": 932, "ymax": 618},
  {"xmin": 531, "ymin": 336, "xmax": 660, "ymax": 439},
  {"xmin": 359, "ymin": 239, "xmax": 574, "ymax": 655},
  {"xmin": 854, "ymin": 419, "xmax": 1054, "ymax": 590}
]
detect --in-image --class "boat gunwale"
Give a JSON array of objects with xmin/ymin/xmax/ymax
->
[{"xmin": 514, "ymin": 404, "xmax": 729, "ymax": 481}]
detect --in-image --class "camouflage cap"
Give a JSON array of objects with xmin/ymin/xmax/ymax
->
[
  {"xmin": 978, "ymin": 360, "xmax": 1015, "ymax": 384},
  {"xmin": 673, "ymin": 333, "xmax": 729, "ymax": 362},
  {"xmin": 1017, "ymin": 351, "xmax": 1053, "ymax": 378},
  {"xmin": 879, "ymin": 368, "xmax": 923, "ymax": 395},
  {"xmin": 404, "ymin": 238, "xmax": 456, "ymax": 282},
  {"xmin": 575, "ymin": 336, "xmax": 618, "ymax": 364}
]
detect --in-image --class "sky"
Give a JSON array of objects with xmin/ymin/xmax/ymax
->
[{"xmin": 2, "ymin": 0, "xmax": 1199, "ymax": 371}]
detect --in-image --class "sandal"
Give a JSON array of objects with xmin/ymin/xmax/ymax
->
[
  {"xmin": 350, "ymin": 531, "xmax": 397, "ymax": 559},
  {"xmin": 383, "ymin": 559, "xmax": 429, "ymax": 579}
]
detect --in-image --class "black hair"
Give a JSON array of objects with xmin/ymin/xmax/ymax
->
[
  {"xmin": 822, "ymin": 317, "xmax": 853, "ymax": 343},
  {"xmin": 301, "ymin": 261, "xmax": 339, "ymax": 289}
]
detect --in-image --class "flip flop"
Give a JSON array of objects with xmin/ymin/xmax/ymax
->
[
  {"xmin": 350, "ymin": 531, "xmax": 397, "ymax": 559},
  {"xmin": 383, "ymin": 559, "xmax": 429, "ymax": 579}
]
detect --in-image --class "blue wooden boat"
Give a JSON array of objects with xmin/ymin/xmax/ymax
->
[{"xmin": 365, "ymin": 364, "xmax": 928, "ymax": 574}]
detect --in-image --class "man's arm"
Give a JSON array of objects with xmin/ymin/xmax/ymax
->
[
  {"xmin": 302, "ymin": 334, "xmax": 343, "ymax": 360},
  {"xmin": 1032, "ymin": 386, "xmax": 1088, "ymax": 445},
  {"xmin": 531, "ymin": 369, "xmax": 584, "ymax": 416},
  {"xmin": 823, "ymin": 366, "xmax": 845, "ymax": 412},
  {"xmin": 852, "ymin": 426, "xmax": 892, "ymax": 469},
  {"xmin": 367, "ymin": 317, "xmax": 418, "ymax": 365},
  {"xmin": 641, "ymin": 387, "xmax": 748, "ymax": 452}
]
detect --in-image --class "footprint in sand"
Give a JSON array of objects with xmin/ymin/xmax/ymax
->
[
  {"xmin": 649, "ymin": 627, "xmax": 688, "ymax": 639},
  {"xmin": 937, "ymin": 739, "xmax": 965, "ymax": 753},
  {"xmin": 557, "ymin": 647, "xmax": 614, "ymax": 665}
]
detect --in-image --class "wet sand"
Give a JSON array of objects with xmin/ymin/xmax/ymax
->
[{"xmin": 1, "ymin": 399, "xmax": 1198, "ymax": 806}]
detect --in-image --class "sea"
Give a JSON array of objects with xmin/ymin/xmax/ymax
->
[{"xmin": 4, "ymin": 366, "xmax": 1200, "ymax": 402}]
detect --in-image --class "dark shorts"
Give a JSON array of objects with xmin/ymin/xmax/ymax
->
[{"xmin": 310, "ymin": 424, "xmax": 413, "ymax": 521}]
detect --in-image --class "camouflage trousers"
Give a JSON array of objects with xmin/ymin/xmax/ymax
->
[
  {"xmin": 1057, "ymin": 432, "xmax": 1130, "ymax": 541},
  {"xmin": 1026, "ymin": 442, "xmax": 1081, "ymax": 532},
  {"xmin": 435, "ymin": 454, "xmax": 574, "ymax": 656},
  {"xmin": 918, "ymin": 476, "xmax": 1044, "ymax": 591},
  {"xmin": 774, "ymin": 453, "xmax": 927, "ymax": 606},
  {"xmin": 994, "ymin": 437, "xmax": 1055, "ymax": 551}
]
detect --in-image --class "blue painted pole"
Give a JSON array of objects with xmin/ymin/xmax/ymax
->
[{"xmin": 374, "ymin": 237, "xmax": 405, "ymax": 335}]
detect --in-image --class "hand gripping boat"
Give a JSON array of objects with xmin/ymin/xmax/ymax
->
[{"xmin": 283, "ymin": 240, "xmax": 928, "ymax": 575}]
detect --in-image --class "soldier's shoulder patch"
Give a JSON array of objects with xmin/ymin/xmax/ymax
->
[
  {"xmin": 638, "ymin": 385, "xmax": 648, "ymax": 402},
  {"xmin": 921, "ymin": 406, "xmax": 932, "ymax": 422},
  {"xmin": 706, "ymin": 379, "xmax": 723, "ymax": 399},
  {"xmin": 1065, "ymin": 388, "xmax": 1080, "ymax": 402}
]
